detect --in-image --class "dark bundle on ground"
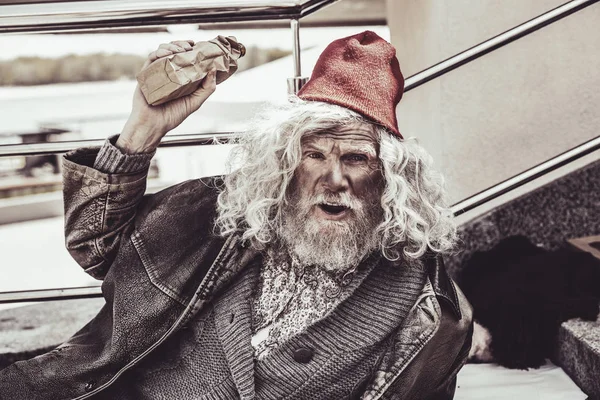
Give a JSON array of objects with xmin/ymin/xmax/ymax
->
[{"xmin": 459, "ymin": 235, "xmax": 600, "ymax": 369}]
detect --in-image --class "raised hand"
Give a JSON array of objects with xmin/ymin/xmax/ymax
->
[{"xmin": 116, "ymin": 40, "xmax": 217, "ymax": 154}]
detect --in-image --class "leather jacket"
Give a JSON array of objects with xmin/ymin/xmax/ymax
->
[{"xmin": 0, "ymin": 146, "xmax": 473, "ymax": 400}]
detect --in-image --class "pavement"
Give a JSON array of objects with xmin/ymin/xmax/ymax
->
[{"xmin": 0, "ymin": 298, "xmax": 104, "ymax": 369}]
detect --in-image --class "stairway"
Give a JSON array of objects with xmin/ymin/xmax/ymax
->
[{"xmin": 445, "ymin": 160, "xmax": 600, "ymax": 399}]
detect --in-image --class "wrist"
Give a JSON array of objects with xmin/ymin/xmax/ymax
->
[{"xmin": 117, "ymin": 120, "xmax": 165, "ymax": 154}]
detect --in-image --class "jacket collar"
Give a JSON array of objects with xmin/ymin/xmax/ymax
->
[{"xmin": 423, "ymin": 252, "xmax": 463, "ymax": 320}]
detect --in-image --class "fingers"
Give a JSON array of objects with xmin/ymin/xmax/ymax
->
[
  {"xmin": 146, "ymin": 48, "xmax": 174, "ymax": 64},
  {"xmin": 158, "ymin": 42, "xmax": 190, "ymax": 53},
  {"xmin": 146, "ymin": 40, "xmax": 194, "ymax": 65},
  {"xmin": 170, "ymin": 40, "xmax": 194, "ymax": 49}
]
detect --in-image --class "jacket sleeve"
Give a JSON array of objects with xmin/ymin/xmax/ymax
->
[
  {"xmin": 425, "ymin": 320, "xmax": 473, "ymax": 400},
  {"xmin": 62, "ymin": 135, "xmax": 155, "ymax": 280}
]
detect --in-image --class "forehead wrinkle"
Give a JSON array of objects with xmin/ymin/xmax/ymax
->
[
  {"xmin": 302, "ymin": 134, "xmax": 378, "ymax": 155},
  {"xmin": 302, "ymin": 140, "xmax": 378, "ymax": 160},
  {"xmin": 317, "ymin": 131, "xmax": 375, "ymax": 143},
  {"xmin": 336, "ymin": 136, "xmax": 379, "ymax": 159},
  {"xmin": 305, "ymin": 121, "xmax": 376, "ymax": 139}
]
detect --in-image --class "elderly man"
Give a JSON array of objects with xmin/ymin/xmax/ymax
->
[{"xmin": 0, "ymin": 31, "xmax": 472, "ymax": 399}]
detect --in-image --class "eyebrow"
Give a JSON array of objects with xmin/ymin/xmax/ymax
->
[{"xmin": 352, "ymin": 143, "xmax": 377, "ymax": 157}]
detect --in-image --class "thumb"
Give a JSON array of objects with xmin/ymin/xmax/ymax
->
[
  {"xmin": 188, "ymin": 70, "xmax": 217, "ymax": 109},
  {"xmin": 198, "ymin": 70, "xmax": 217, "ymax": 93}
]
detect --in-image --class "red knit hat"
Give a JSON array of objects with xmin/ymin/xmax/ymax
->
[{"xmin": 297, "ymin": 30, "xmax": 404, "ymax": 138}]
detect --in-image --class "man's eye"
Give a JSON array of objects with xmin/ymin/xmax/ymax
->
[
  {"xmin": 346, "ymin": 154, "xmax": 368, "ymax": 162},
  {"xmin": 307, "ymin": 153, "xmax": 324, "ymax": 159}
]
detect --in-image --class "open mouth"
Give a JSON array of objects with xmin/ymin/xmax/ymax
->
[{"xmin": 318, "ymin": 203, "xmax": 350, "ymax": 215}]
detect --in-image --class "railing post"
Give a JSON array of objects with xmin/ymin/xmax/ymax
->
[{"xmin": 287, "ymin": 18, "xmax": 309, "ymax": 95}]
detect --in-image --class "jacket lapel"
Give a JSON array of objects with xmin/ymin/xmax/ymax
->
[
  {"xmin": 306, "ymin": 257, "xmax": 428, "ymax": 351},
  {"xmin": 424, "ymin": 253, "xmax": 463, "ymax": 320}
]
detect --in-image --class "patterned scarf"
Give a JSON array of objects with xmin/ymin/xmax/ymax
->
[{"xmin": 252, "ymin": 250, "xmax": 378, "ymax": 359}]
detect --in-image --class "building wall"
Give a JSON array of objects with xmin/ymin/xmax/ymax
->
[{"xmin": 386, "ymin": 0, "xmax": 600, "ymax": 203}]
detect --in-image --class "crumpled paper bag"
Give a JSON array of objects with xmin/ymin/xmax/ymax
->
[{"xmin": 137, "ymin": 35, "xmax": 245, "ymax": 106}]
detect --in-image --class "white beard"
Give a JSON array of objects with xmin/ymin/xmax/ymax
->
[{"xmin": 278, "ymin": 190, "xmax": 383, "ymax": 271}]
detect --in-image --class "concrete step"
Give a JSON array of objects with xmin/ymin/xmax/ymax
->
[{"xmin": 554, "ymin": 315, "xmax": 600, "ymax": 400}]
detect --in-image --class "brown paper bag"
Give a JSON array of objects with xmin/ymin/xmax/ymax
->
[{"xmin": 137, "ymin": 35, "xmax": 245, "ymax": 106}]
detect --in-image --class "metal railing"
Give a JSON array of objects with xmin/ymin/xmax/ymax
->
[
  {"xmin": 404, "ymin": 0, "xmax": 599, "ymax": 91},
  {"xmin": 0, "ymin": 0, "xmax": 339, "ymax": 33},
  {"xmin": 1, "ymin": 0, "xmax": 597, "ymax": 158},
  {"xmin": 0, "ymin": 0, "xmax": 598, "ymax": 303},
  {"xmin": 0, "ymin": 133, "xmax": 237, "ymax": 157},
  {"xmin": 0, "ymin": 286, "xmax": 103, "ymax": 304},
  {"xmin": 450, "ymin": 136, "xmax": 600, "ymax": 216}
]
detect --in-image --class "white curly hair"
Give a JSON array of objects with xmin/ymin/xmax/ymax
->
[{"xmin": 215, "ymin": 97, "xmax": 456, "ymax": 262}]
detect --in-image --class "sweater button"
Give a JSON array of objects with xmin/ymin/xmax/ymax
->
[
  {"xmin": 350, "ymin": 376, "xmax": 370, "ymax": 400},
  {"xmin": 229, "ymin": 312, "xmax": 235, "ymax": 324},
  {"xmin": 293, "ymin": 347, "xmax": 314, "ymax": 363},
  {"xmin": 84, "ymin": 381, "xmax": 95, "ymax": 392}
]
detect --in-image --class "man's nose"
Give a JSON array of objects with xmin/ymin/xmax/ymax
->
[{"xmin": 322, "ymin": 160, "xmax": 349, "ymax": 191}]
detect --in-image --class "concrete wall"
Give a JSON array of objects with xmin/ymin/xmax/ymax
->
[{"xmin": 386, "ymin": 0, "xmax": 600, "ymax": 203}]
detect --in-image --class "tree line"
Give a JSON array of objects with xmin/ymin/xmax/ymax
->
[{"xmin": 0, "ymin": 46, "xmax": 291, "ymax": 86}]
